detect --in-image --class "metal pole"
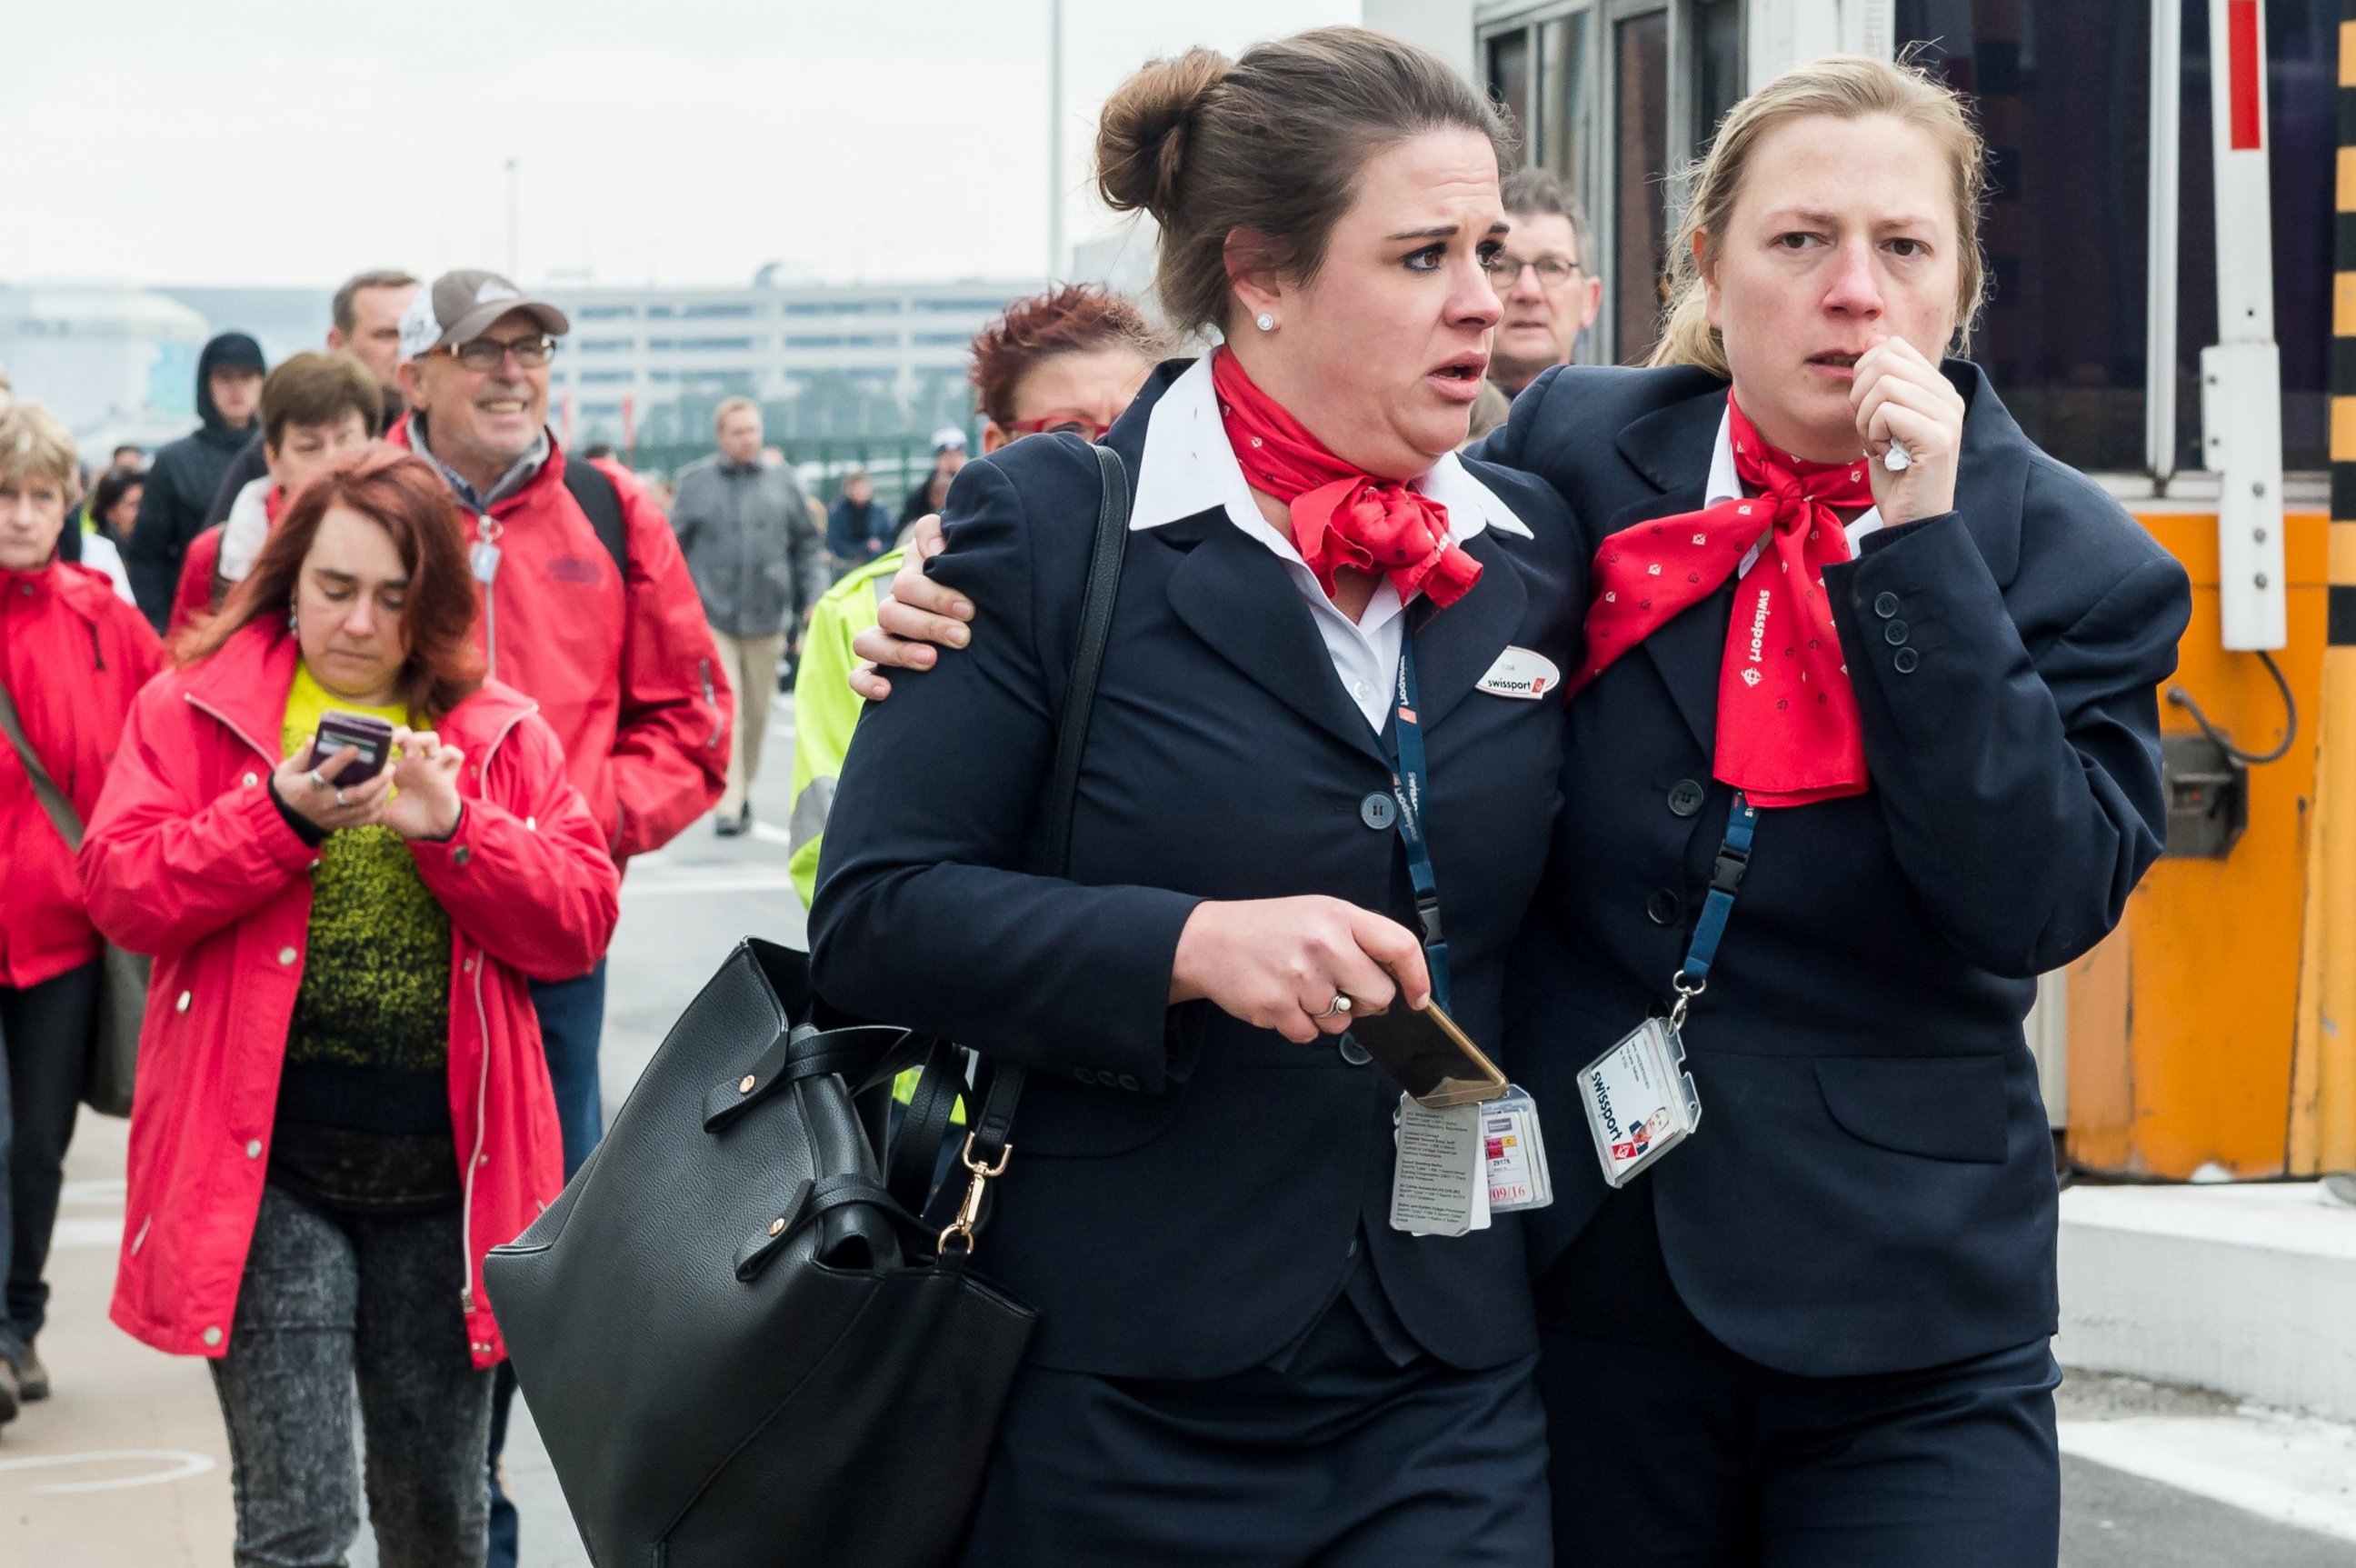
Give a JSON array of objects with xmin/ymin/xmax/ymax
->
[
  {"xmin": 1048, "ymin": 0, "xmax": 1064, "ymax": 284},
  {"xmin": 505, "ymin": 157, "xmax": 520, "ymax": 278}
]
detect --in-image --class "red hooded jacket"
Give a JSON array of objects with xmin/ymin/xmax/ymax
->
[
  {"xmin": 0, "ymin": 560, "xmax": 165, "ymax": 990},
  {"xmin": 389, "ymin": 424, "xmax": 730, "ymax": 863},
  {"xmin": 79, "ymin": 621, "xmax": 621, "ymax": 1367}
]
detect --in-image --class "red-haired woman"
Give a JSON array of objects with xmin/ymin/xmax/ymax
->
[{"xmin": 80, "ymin": 447, "xmax": 620, "ymax": 1565}]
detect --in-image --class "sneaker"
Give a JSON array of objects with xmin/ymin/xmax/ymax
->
[
  {"xmin": 16, "ymin": 1342, "xmax": 46, "ymax": 1403},
  {"xmin": 714, "ymin": 809, "xmax": 747, "ymax": 838},
  {"xmin": 0, "ymin": 1357, "xmax": 19, "ymax": 1426}
]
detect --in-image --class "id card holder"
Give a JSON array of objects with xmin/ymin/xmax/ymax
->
[
  {"xmin": 1575, "ymin": 1015, "xmax": 1702, "ymax": 1189},
  {"xmin": 1482, "ymin": 1085, "xmax": 1553, "ymax": 1213}
]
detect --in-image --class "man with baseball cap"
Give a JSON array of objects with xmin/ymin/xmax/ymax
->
[{"xmin": 392, "ymin": 268, "xmax": 730, "ymax": 1568}]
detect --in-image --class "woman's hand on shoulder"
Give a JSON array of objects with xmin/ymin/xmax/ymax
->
[
  {"xmin": 1852, "ymin": 333, "xmax": 1966, "ymax": 527},
  {"xmin": 847, "ymin": 514, "xmax": 973, "ymax": 701},
  {"xmin": 271, "ymin": 744, "xmax": 392, "ymax": 834},
  {"xmin": 1169, "ymin": 896, "xmax": 1433, "ymax": 1044},
  {"xmin": 381, "ymin": 726, "xmax": 464, "ymax": 842}
]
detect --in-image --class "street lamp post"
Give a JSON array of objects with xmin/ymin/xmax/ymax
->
[{"xmin": 1048, "ymin": 0, "xmax": 1063, "ymax": 285}]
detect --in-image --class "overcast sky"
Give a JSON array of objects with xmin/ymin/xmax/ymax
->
[{"xmin": 7, "ymin": 0, "xmax": 1360, "ymax": 292}]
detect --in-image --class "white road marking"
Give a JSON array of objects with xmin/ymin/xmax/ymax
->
[
  {"xmin": 2061, "ymin": 1413, "xmax": 2356, "ymax": 1543},
  {"xmin": 749, "ymin": 820, "xmax": 794, "ymax": 847},
  {"xmin": 0, "ymin": 1450, "xmax": 219, "ymax": 1493},
  {"xmin": 624, "ymin": 873, "xmax": 801, "ymax": 897},
  {"xmin": 51, "ymin": 1216, "xmax": 123, "ymax": 1251}
]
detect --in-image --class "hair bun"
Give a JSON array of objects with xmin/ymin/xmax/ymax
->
[{"xmin": 1095, "ymin": 48, "xmax": 1232, "ymax": 221}]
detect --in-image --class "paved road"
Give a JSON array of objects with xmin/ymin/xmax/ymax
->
[{"xmin": 6, "ymin": 695, "xmax": 2354, "ymax": 1564}]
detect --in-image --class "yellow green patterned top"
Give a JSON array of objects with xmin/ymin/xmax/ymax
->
[{"xmin": 278, "ymin": 664, "xmax": 453, "ymax": 1111}]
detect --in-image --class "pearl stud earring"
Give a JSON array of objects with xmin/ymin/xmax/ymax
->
[{"xmin": 1255, "ymin": 313, "xmax": 1275, "ymax": 333}]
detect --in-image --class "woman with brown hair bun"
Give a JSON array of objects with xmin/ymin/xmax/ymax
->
[
  {"xmin": 811, "ymin": 26, "xmax": 1582, "ymax": 1565},
  {"xmin": 80, "ymin": 447, "xmax": 619, "ymax": 1565}
]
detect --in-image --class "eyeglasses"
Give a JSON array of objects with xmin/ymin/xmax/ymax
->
[
  {"xmin": 1002, "ymin": 415, "xmax": 1113, "ymax": 443},
  {"xmin": 1482, "ymin": 253, "xmax": 1585, "ymax": 292},
  {"xmin": 448, "ymin": 335, "xmax": 557, "ymax": 372}
]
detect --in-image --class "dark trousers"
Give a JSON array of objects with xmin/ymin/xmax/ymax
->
[
  {"xmin": 487, "ymin": 958, "xmax": 607, "ymax": 1568},
  {"xmin": 212, "ymin": 1184, "xmax": 493, "ymax": 1568},
  {"xmin": 1537, "ymin": 1182, "xmax": 2061, "ymax": 1568},
  {"xmin": 0, "ymin": 960, "xmax": 98, "ymax": 1359},
  {"xmin": 961, "ymin": 1269, "xmax": 1552, "ymax": 1566}
]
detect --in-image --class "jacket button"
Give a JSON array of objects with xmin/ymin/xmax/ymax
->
[
  {"xmin": 1667, "ymin": 779, "xmax": 1704, "ymax": 817},
  {"xmin": 277, "ymin": 946, "xmax": 297, "ymax": 965},
  {"xmin": 1359, "ymin": 793, "xmax": 1398, "ymax": 831},
  {"xmin": 1073, "ymin": 1066, "xmax": 1098, "ymax": 1085},
  {"xmin": 452, "ymin": 845, "xmax": 472, "ymax": 866},
  {"xmin": 245, "ymin": 1139, "xmax": 262, "ymax": 1159},
  {"xmin": 1646, "ymin": 890, "xmax": 1681, "ymax": 925},
  {"xmin": 203, "ymin": 1326, "xmax": 223, "ymax": 1347},
  {"xmin": 242, "ymin": 772, "xmax": 259, "ymax": 788},
  {"xmin": 1883, "ymin": 619, "xmax": 1910, "ymax": 646},
  {"xmin": 1893, "ymin": 647, "xmax": 1921, "ymax": 674},
  {"xmin": 1873, "ymin": 592, "xmax": 1900, "ymax": 619},
  {"xmin": 1338, "ymin": 1034, "xmax": 1373, "ymax": 1066},
  {"xmin": 175, "ymin": 990, "xmax": 191, "ymax": 1013}
]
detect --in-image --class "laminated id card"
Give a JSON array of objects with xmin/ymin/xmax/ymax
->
[
  {"xmin": 1389, "ymin": 1096, "xmax": 1491, "ymax": 1237},
  {"xmin": 1482, "ymin": 1086, "xmax": 1553, "ymax": 1213},
  {"xmin": 1576, "ymin": 1017, "xmax": 1702, "ymax": 1188}
]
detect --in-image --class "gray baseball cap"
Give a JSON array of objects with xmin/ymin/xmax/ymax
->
[{"xmin": 397, "ymin": 269, "xmax": 570, "ymax": 362}]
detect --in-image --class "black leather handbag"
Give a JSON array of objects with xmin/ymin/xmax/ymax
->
[{"xmin": 484, "ymin": 444, "xmax": 1132, "ymax": 1567}]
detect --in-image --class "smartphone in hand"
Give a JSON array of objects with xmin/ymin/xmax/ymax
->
[
  {"xmin": 313, "ymin": 710, "xmax": 396, "ymax": 786},
  {"xmin": 1347, "ymin": 995, "xmax": 1508, "ymax": 1109}
]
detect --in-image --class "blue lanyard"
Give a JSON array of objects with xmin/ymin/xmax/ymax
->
[
  {"xmin": 1667, "ymin": 791, "xmax": 1757, "ymax": 1026},
  {"xmin": 1386, "ymin": 641, "xmax": 1451, "ymax": 1012}
]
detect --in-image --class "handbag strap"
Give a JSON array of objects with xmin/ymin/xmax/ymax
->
[
  {"xmin": 908, "ymin": 443, "xmax": 1133, "ymax": 1230},
  {"xmin": 0, "ymin": 677, "xmax": 85, "ymax": 853}
]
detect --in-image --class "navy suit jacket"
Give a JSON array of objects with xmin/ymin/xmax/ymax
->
[
  {"xmin": 811, "ymin": 363, "xmax": 1585, "ymax": 1380},
  {"xmin": 1477, "ymin": 363, "xmax": 2191, "ymax": 1378}
]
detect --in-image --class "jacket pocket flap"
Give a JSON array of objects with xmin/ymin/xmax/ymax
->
[{"xmin": 1812, "ymin": 1055, "xmax": 2008, "ymax": 1164}]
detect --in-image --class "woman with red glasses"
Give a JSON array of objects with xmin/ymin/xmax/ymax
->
[{"xmin": 784, "ymin": 284, "xmax": 1160, "ymax": 909}]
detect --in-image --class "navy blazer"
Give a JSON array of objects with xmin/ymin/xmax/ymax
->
[
  {"xmin": 812, "ymin": 363, "xmax": 1585, "ymax": 1380},
  {"xmin": 1476, "ymin": 363, "xmax": 2191, "ymax": 1379}
]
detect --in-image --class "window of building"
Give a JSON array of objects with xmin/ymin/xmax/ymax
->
[
  {"xmin": 784, "ymin": 334, "xmax": 844, "ymax": 349},
  {"xmin": 2171, "ymin": 0, "xmax": 2333, "ymax": 474},
  {"xmin": 1611, "ymin": 9, "xmax": 1672, "ymax": 363},
  {"xmin": 912, "ymin": 332, "xmax": 973, "ymax": 347},
  {"xmin": 580, "ymin": 369, "xmax": 634, "ymax": 385},
  {"xmin": 914, "ymin": 299, "xmax": 1009, "ymax": 315},
  {"xmin": 575, "ymin": 304, "xmax": 635, "ymax": 321},
  {"xmin": 681, "ymin": 336, "xmax": 756, "ymax": 352},
  {"xmin": 578, "ymin": 338, "xmax": 634, "ymax": 354},
  {"xmin": 1902, "ymin": 1, "xmax": 2154, "ymax": 474}
]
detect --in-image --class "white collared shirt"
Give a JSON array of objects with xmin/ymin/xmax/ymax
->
[
  {"xmin": 1130, "ymin": 355, "xmax": 1533, "ymax": 730},
  {"xmin": 1707, "ymin": 406, "xmax": 1884, "ymax": 578}
]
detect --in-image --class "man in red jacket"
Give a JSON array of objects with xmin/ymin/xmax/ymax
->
[{"xmin": 390, "ymin": 270, "xmax": 730, "ymax": 1568}]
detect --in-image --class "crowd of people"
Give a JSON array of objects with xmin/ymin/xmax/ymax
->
[{"xmin": 0, "ymin": 23, "xmax": 2186, "ymax": 1568}]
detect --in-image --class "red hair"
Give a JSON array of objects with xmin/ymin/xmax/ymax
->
[
  {"xmin": 967, "ymin": 285, "xmax": 1161, "ymax": 428},
  {"xmin": 180, "ymin": 447, "xmax": 485, "ymax": 721}
]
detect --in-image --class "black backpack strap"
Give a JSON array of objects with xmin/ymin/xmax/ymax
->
[{"xmin": 563, "ymin": 455, "xmax": 628, "ymax": 581}]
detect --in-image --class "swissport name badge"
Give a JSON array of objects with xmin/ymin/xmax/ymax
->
[{"xmin": 1476, "ymin": 646, "xmax": 1562, "ymax": 701}]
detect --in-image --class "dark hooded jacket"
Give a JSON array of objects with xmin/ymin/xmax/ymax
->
[{"xmin": 125, "ymin": 333, "xmax": 265, "ymax": 629}]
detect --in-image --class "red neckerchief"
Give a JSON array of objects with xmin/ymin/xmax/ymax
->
[
  {"xmin": 1572, "ymin": 397, "xmax": 1876, "ymax": 807},
  {"xmin": 1210, "ymin": 349, "xmax": 1482, "ymax": 609}
]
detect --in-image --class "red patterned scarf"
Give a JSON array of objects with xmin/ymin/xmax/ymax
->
[{"xmin": 1572, "ymin": 397, "xmax": 1876, "ymax": 807}]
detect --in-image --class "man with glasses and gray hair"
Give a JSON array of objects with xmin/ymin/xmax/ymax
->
[
  {"xmin": 1467, "ymin": 166, "xmax": 1607, "ymax": 442},
  {"xmin": 390, "ymin": 267, "xmax": 730, "ymax": 1568}
]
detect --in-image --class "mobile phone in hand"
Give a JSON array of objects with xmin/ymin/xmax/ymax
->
[
  {"xmin": 313, "ymin": 710, "xmax": 395, "ymax": 786},
  {"xmin": 1346, "ymin": 995, "xmax": 1509, "ymax": 1109}
]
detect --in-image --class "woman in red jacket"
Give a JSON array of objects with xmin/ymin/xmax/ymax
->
[
  {"xmin": 0, "ymin": 403, "xmax": 163, "ymax": 1424},
  {"xmin": 81, "ymin": 447, "xmax": 619, "ymax": 1564}
]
